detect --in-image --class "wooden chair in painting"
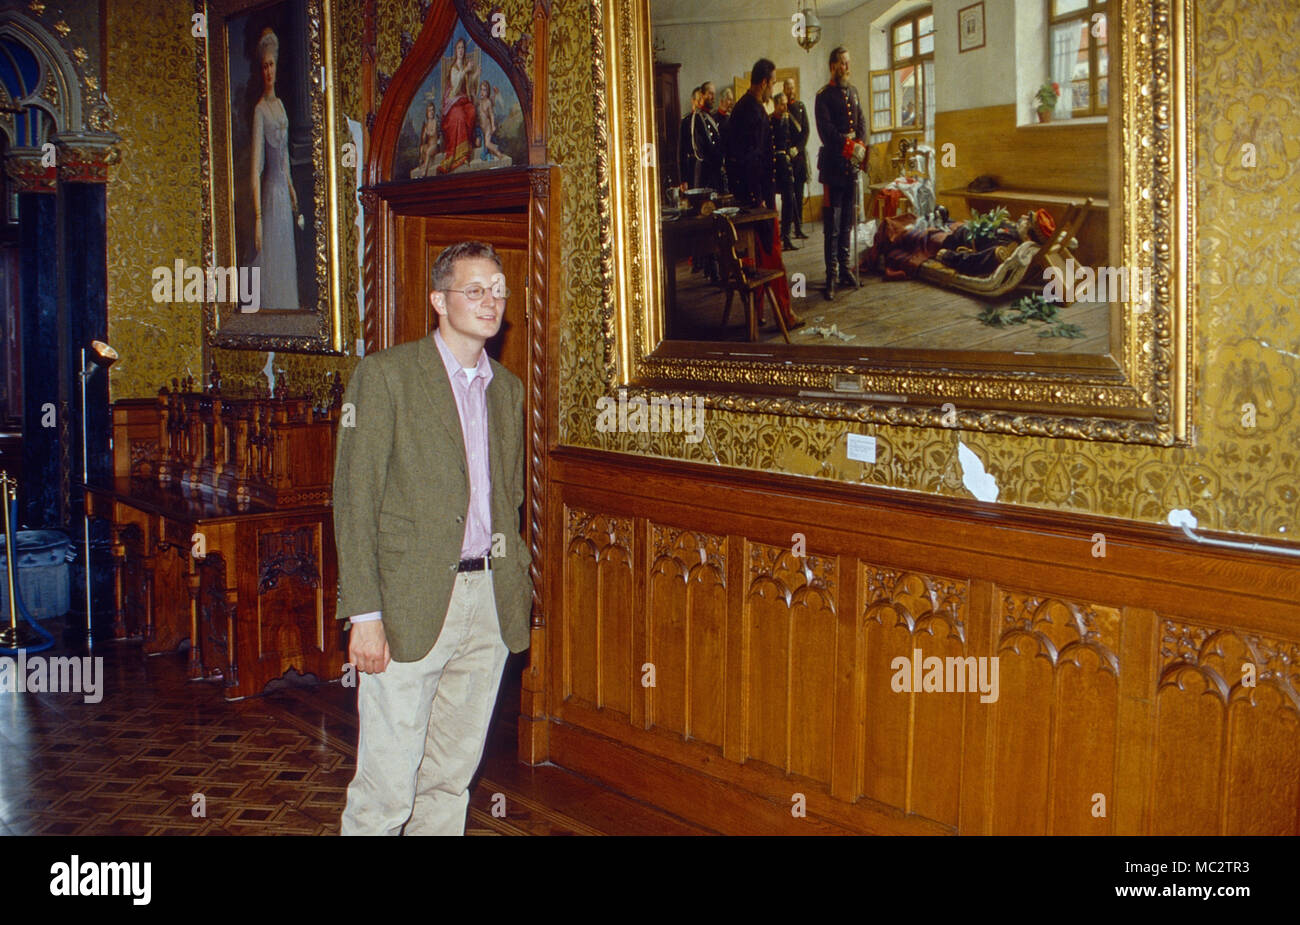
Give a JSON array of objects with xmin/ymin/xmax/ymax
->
[
  {"xmin": 1033, "ymin": 197, "xmax": 1094, "ymax": 304},
  {"xmin": 711, "ymin": 213, "xmax": 790, "ymax": 344}
]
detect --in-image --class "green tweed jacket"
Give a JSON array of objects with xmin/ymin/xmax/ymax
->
[{"xmin": 332, "ymin": 333, "xmax": 533, "ymax": 661}]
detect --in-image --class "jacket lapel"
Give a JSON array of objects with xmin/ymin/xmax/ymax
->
[
  {"xmin": 416, "ymin": 334, "xmax": 468, "ymax": 473},
  {"xmin": 486, "ymin": 362, "xmax": 508, "ymax": 496}
]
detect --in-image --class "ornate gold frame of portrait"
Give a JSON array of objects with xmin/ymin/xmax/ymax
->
[
  {"xmin": 198, "ymin": 0, "xmax": 344, "ymax": 353},
  {"xmin": 593, "ymin": 0, "xmax": 1196, "ymax": 445}
]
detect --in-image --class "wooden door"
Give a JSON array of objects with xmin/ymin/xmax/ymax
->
[
  {"xmin": 391, "ymin": 211, "xmax": 530, "ymax": 385},
  {"xmin": 367, "ymin": 167, "xmax": 561, "ymax": 765},
  {"xmin": 654, "ymin": 62, "xmax": 681, "ymax": 189}
]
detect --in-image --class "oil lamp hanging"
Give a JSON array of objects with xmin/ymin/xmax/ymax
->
[{"xmin": 794, "ymin": 0, "xmax": 821, "ymax": 53}]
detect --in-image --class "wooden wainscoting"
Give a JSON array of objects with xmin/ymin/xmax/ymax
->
[{"xmin": 525, "ymin": 448, "xmax": 1300, "ymax": 835}]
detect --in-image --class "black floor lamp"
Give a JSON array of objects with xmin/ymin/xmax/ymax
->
[{"xmin": 80, "ymin": 339, "xmax": 117, "ymax": 649}]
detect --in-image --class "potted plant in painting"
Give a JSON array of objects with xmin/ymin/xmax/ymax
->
[{"xmin": 1035, "ymin": 82, "xmax": 1060, "ymax": 122}]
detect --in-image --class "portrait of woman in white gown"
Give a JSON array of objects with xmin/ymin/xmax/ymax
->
[{"xmin": 249, "ymin": 27, "xmax": 301, "ymax": 310}]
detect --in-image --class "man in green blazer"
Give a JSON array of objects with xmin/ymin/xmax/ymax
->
[{"xmin": 333, "ymin": 240, "xmax": 532, "ymax": 836}]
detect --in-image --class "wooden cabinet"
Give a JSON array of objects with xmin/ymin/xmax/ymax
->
[
  {"xmin": 88, "ymin": 385, "xmax": 345, "ymax": 699},
  {"xmin": 87, "ymin": 480, "xmax": 343, "ymax": 700}
]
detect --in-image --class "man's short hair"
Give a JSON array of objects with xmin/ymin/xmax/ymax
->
[
  {"xmin": 829, "ymin": 45, "xmax": 847, "ymax": 67},
  {"xmin": 750, "ymin": 58, "xmax": 776, "ymax": 86},
  {"xmin": 431, "ymin": 240, "xmax": 503, "ymax": 292},
  {"xmin": 772, "ymin": 92, "xmax": 786, "ymax": 106}
]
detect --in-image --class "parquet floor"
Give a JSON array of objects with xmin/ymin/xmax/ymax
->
[{"xmin": 0, "ymin": 641, "xmax": 710, "ymax": 836}]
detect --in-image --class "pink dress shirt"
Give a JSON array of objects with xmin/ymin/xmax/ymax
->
[
  {"xmin": 348, "ymin": 329, "xmax": 493, "ymax": 625},
  {"xmin": 433, "ymin": 328, "xmax": 494, "ymax": 557}
]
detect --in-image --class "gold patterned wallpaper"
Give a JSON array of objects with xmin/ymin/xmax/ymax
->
[
  {"xmin": 104, "ymin": 0, "xmax": 365, "ymax": 402},
  {"xmin": 102, "ymin": 0, "xmax": 1297, "ymax": 542},
  {"xmin": 104, "ymin": 0, "xmax": 204, "ymax": 399}
]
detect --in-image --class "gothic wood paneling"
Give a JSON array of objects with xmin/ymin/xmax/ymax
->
[
  {"xmin": 532, "ymin": 448, "xmax": 1300, "ymax": 836},
  {"xmin": 860, "ymin": 566, "xmax": 970, "ymax": 826},
  {"xmin": 647, "ymin": 524, "xmax": 727, "ymax": 747},
  {"xmin": 1152, "ymin": 620, "xmax": 1300, "ymax": 835}
]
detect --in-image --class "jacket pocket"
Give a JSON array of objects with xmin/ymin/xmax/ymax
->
[
  {"xmin": 378, "ymin": 520, "xmax": 413, "ymax": 568},
  {"xmin": 379, "ymin": 510, "xmax": 415, "ymax": 535},
  {"xmin": 379, "ymin": 532, "xmax": 411, "ymax": 552},
  {"xmin": 378, "ymin": 544, "xmax": 409, "ymax": 574}
]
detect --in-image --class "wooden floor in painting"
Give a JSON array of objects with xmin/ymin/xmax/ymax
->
[
  {"xmin": 667, "ymin": 217, "xmax": 1110, "ymax": 355},
  {"xmin": 0, "ymin": 640, "xmax": 710, "ymax": 836}
]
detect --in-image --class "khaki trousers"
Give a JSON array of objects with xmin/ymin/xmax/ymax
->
[{"xmin": 340, "ymin": 570, "xmax": 508, "ymax": 836}]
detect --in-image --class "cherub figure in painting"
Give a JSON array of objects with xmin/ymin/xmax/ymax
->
[
  {"xmin": 415, "ymin": 96, "xmax": 441, "ymax": 177},
  {"xmin": 475, "ymin": 79, "xmax": 505, "ymax": 160}
]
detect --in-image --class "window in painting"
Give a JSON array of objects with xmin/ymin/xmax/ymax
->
[
  {"xmin": 889, "ymin": 8, "xmax": 933, "ymax": 130},
  {"xmin": 1048, "ymin": 0, "xmax": 1109, "ymax": 118}
]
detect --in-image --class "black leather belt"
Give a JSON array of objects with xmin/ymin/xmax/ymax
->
[{"xmin": 457, "ymin": 556, "xmax": 491, "ymax": 572}]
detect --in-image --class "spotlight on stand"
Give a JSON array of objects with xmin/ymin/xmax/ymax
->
[
  {"xmin": 82, "ymin": 340, "xmax": 118, "ymax": 378},
  {"xmin": 80, "ymin": 339, "xmax": 117, "ymax": 649}
]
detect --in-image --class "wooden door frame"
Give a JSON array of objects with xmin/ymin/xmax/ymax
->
[{"xmin": 363, "ymin": 167, "xmax": 561, "ymax": 764}]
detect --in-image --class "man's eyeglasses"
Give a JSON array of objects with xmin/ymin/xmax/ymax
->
[{"xmin": 443, "ymin": 284, "xmax": 510, "ymax": 303}]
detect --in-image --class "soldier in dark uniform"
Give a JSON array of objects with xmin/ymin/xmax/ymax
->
[
  {"xmin": 815, "ymin": 46, "xmax": 866, "ymax": 300},
  {"xmin": 783, "ymin": 78, "xmax": 811, "ymax": 240},
  {"xmin": 678, "ymin": 85, "xmax": 721, "ymax": 280},
  {"xmin": 715, "ymin": 87, "xmax": 734, "ymax": 139},
  {"xmin": 723, "ymin": 58, "xmax": 803, "ymax": 330},
  {"xmin": 689, "ymin": 82, "xmax": 724, "ymax": 190},
  {"xmin": 724, "ymin": 58, "xmax": 776, "ymax": 221},
  {"xmin": 695, "ymin": 117, "xmax": 724, "ymax": 190},
  {"xmin": 678, "ymin": 86, "xmax": 702, "ymax": 187},
  {"xmin": 771, "ymin": 92, "xmax": 799, "ymax": 251}
]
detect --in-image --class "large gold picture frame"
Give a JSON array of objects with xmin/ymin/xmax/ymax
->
[
  {"xmin": 594, "ymin": 0, "xmax": 1195, "ymax": 445},
  {"xmin": 198, "ymin": 0, "xmax": 343, "ymax": 353}
]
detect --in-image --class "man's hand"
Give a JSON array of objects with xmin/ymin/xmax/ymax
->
[{"xmin": 350, "ymin": 620, "xmax": 391, "ymax": 674}]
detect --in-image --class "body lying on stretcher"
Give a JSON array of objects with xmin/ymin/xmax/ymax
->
[{"xmin": 863, "ymin": 204, "xmax": 1091, "ymax": 301}]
